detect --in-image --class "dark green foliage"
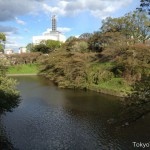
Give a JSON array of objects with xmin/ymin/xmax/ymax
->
[
  {"xmin": 45, "ymin": 40, "xmax": 61, "ymax": 51},
  {"xmin": 0, "ymin": 58, "xmax": 9, "ymax": 76},
  {"xmin": 32, "ymin": 40, "xmax": 61, "ymax": 53},
  {"xmin": 0, "ymin": 84, "xmax": 20, "ymax": 113},
  {"xmin": 137, "ymin": 0, "xmax": 150, "ymax": 15},
  {"xmin": 118, "ymin": 76, "xmax": 150, "ymax": 125},
  {"xmin": 79, "ymin": 33, "xmax": 92, "ymax": 40},
  {"xmin": 64, "ymin": 36, "xmax": 78, "ymax": 51},
  {"xmin": 64, "ymin": 36, "xmax": 89, "ymax": 52},
  {"xmin": 101, "ymin": 11, "xmax": 150, "ymax": 44},
  {"xmin": 35, "ymin": 6, "xmax": 150, "ymax": 124},
  {"xmin": 65, "ymin": 36, "xmax": 77, "ymax": 43},
  {"xmin": 26, "ymin": 43, "xmax": 34, "ymax": 52},
  {"xmin": 113, "ymin": 44, "xmax": 150, "ymax": 82},
  {"xmin": 37, "ymin": 8, "xmax": 149, "ymax": 100},
  {"xmin": 0, "ymin": 44, "xmax": 4, "ymax": 53},
  {"xmin": 0, "ymin": 33, "xmax": 6, "ymax": 41},
  {"xmin": 0, "ymin": 33, "xmax": 6, "ymax": 53},
  {"xmin": 88, "ymin": 31, "xmax": 104, "ymax": 52},
  {"xmin": 38, "ymin": 49, "xmax": 130, "ymax": 96},
  {"xmin": 0, "ymin": 59, "xmax": 20, "ymax": 114},
  {"xmin": 32, "ymin": 44, "xmax": 49, "ymax": 53},
  {"xmin": 100, "ymin": 11, "xmax": 150, "ymax": 82},
  {"xmin": 0, "ymin": 77, "xmax": 20, "ymax": 112},
  {"xmin": 124, "ymin": 76, "xmax": 150, "ymax": 106}
]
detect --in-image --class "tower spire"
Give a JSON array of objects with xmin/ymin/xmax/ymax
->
[{"xmin": 52, "ymin": 15, "xmax": 56, "ymax": 31}]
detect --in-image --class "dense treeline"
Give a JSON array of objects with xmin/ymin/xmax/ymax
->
[
  {"xmin": 26, "ymin": 40, "xmax": 61, "ymax": 53},
  {"xmin": 137, "ymin": 0, "xmax": 150, "ymax": 15},
  {"xmin": 37, "ymin": 10, "xmax": 150, "ymax": 97},
  {"xmin": 37, "ymin": 9, "xmax": 150, "ymax": 123},
  {"xmin": 6, "ymin": 52, "xmax": 41, "ymax": 65}
]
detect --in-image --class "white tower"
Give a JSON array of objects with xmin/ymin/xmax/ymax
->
[
  {"xmin": 32, "ymin": 15, "xmax": 66, "ymax": 44},
  {"xmin": 52, "ymin": 15, "xmax": 56, "ymax": 31}
]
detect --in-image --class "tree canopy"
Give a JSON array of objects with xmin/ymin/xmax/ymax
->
[
  {"xmin": 31, "ymin": 40, "xmax": 61, "ymax": 53},
  {"xmin": 101, "ymin": 11, "xmax": 150, "ymax": 44},
  {"xmin": 26, "ymin": 43, "xmax": 34, "ymax": 52},
  {"xmin": 137, "ymin": 0, "xmax": 150, "ymax": 15},
  {"xmin": 32, "ymin": 44, "xmax": 49, "ymax": 53}
]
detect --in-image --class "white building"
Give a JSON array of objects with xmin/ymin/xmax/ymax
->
[
  {"xmin": 32, "ymin": 15, "xmax": 66, "ymax": 45},
  {"xmin": 5, "ymin": 49, "xmax": 14, "ymax": 54},
  {"xmin": 19, "ymin": 47, "xmax": 27, "ymax": 53}
]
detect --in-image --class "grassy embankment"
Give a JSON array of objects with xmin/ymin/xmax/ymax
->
[
  {"xmin": 86, "ymin": 62, "xmax": 131, "ymax": 96},
  {"xmin": 7, "ymin": 64, "xmax": 39, "ymax": 75},
  {"xmin": 6, "ymin": 53, "xmax": 131, "ymax": 97},
  {"xmin": 39, "ymin": 51, "xmax": 131, "ymax": 97}
]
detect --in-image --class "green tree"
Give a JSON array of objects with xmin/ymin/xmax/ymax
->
[
  {"xmin": 0, "ymin": 76, "xmax": 20, "ymax": 112},
  {"xmin": 125, "ymin": 76, "xmax": 150, "ymax": 106},
  {"xmin": 39, "ymin": 40, "xmax": 61, "ymax": 52},
  {"xmin": 0, "ymin": 33, "xmax": 6, "ymax": 53},
  {"xmin": 88, "ymin": 31, "xmax": 106, "ymax": 52},
  {"xmin": 32, "ymin": 44, "xmax": 49, "ymax": 53},
  {"xmin": 0, "ymin": 33, "xmax": 6, "ymax": 41},
  {"xmin": 124, "ymin": 11, "xmax": 150, "ymax": 44},
  {"xmin": 119, "ymin": 76, "xmax": 150, "ymax": 124},
  {"xmin": 72, "ymin": 41, "xmax": 89, "ymax": 52},
  {"xmin": 64, "ymin": 36, "xmax": 78, "ymax": 51},
  {"xmin": 0, "ymin": 59, "xmax": 20, "ymax": 113},
  {"xmin": 64, "ymin": 36, "xmax": 89, "ymax": 52},
  {"xmin": 79, "ymin": 33, "xmax": 92, "ymax": 41},
  {"xmin": 137, "ymin": 0, "xmax": 150, "ymax": 15},
  {"xmin": 101, "ymin": 11, "xmax": 150, "ymax": 44},
  {"xmin": 0, "ymin": 44, "xmax": 4, "ymax": 53},
  {"xmin": 45, "ymin": 40, "xmax": 61, "ymax": 51},
  {"xmin": 65, "ymin": 36, "xmax": 77, "ymax": 43},
  {"xmin": 26, "ymin": 43, "xmax": 34, "ymax": 52},
  {"xmin": 0, "ymin": 56, "xmax": 10, "ymax": 76}
]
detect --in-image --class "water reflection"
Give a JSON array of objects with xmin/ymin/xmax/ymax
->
[
  {"xmin": 0, "ymin": 77, "xmax": 21, "ymax": 149},
  {"xmin": 0, "ymin": 120, "xmax": 17, "ymax": 150},
  {"xmin": 0, "ymin": 76, "xmax": 149, "ymax": 150}
]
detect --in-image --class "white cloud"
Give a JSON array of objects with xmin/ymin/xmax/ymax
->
[
  {"xmin": 15, "ymin": 17, "xmax": 26, "ymax": 25},
  {"xmin": 42, "ymin": 0, "xmax": 133, "ymax": 18},
  {"xmin": 0, "ymin": 0, "xmax": 45, "ymax": 21},
  {"xmin": 43, "ymin": 3, "xmax": 67, "ymax": 16},
  {"xmin": 0, "ymin": 0, "xmax": 133, "ymax": 22},
  {"xmin": 57, "ymin": 27, "xmax": 71, "ymax": 33}
]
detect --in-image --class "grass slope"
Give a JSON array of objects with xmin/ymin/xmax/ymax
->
[
  {"xmin": 7, "ymin": 64, "xmax": 38, "ymax": 74},
  {"xmin": 39, "ymin": 51, "xmax": 131, "ymax": 96}
]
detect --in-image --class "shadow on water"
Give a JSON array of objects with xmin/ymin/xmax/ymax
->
[
  {"xmin": 0, "ymin": 129, "xmax": 18, "ymax": 150},
  {"xmin": 0, "ymin": 110, "xmax": 20, "ymax": 150},
  {"xmin": 0, "ymin": 78, "xmax": 21, "ymax": 150}
]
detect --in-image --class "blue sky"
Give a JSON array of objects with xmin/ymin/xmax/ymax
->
[{"xmin": 0, "ymin": 0, "xmax": 140, "ymax": 51}]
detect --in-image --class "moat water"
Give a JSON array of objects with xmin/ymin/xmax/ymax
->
[{"xmin": 0, "ymin": 76, "xmax": 150, "ymax": 150}]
